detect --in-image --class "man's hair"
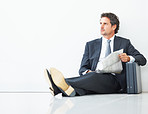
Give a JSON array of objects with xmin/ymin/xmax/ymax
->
[{"xmin": 101, "ymin": 12, "xmax": 120, "ymax": 34}]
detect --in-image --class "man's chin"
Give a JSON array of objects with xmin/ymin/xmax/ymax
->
[{"xmin": 101, "ymin": 31, "xmax": 105, "ymax": 34}]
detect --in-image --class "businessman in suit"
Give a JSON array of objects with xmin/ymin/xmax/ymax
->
[{"xmin": 44, "ymin": 12, "xmax": 147, "ymax": 97}]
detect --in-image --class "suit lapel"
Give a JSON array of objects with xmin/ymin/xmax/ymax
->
[
  {"xmin": 92, "ymin": 38, "xmax": 102, "ymax": 70},
  {"xmin": 113, "ymin": 36, "xmax": 121, "ymax": 51},
  {"xmin": 95, "ymin": 38, "xmax": 102, "ymax": 58}
]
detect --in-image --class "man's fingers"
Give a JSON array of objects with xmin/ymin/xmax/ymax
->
[
  {"xmin": 119, "ymin": 53, "xmax": 126, "ymax": 56},
  {"xmin": 118, "ymin": 53, "xmax": 130, "ymax": 62}
]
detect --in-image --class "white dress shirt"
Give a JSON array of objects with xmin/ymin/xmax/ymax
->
[
  {"xmin": 96, "ymin": 35, "xmax": 115, "ymax": 70},
  {"xmin": 96, "ymin": 35, "xmax": 135, "ymax": 71}
]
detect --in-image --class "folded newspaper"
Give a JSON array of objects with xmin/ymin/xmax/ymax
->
[{"xmin": 96, "ymin": 49, "xmax": 123, "ymax": 73}]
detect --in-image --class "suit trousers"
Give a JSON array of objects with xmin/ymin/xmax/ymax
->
[{"xmin": 65, "ymin": 72, "xmax": 121, "ymax": 96}]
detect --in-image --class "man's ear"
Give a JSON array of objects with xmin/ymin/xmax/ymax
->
[{"xmin": 112, "ymin": 24, "xmax": 117, "ymax": 31}]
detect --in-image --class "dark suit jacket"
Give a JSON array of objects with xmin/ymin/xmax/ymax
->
[{"xmin": 79, "ymin": 36, "xmax": 147, "ymax": 92}]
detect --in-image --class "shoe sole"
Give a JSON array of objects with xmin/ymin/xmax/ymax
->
[
  {"xmin": 44, "ymin": 69, "xmax": 55, "ymax": 96},
  {"xmin": 50, "ymin": 68, "xmax": 74, "ymax": 96}
]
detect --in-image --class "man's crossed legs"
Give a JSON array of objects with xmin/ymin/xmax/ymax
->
[{"xmin": 44, "ymin": 68, "xmax": 120, "ymax": 97}]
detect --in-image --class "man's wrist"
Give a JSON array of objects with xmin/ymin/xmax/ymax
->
[
  {"xmin": 86, "ymin": 70, "xmax": 90, "ymax": 73},
  {"xmin": 128, "ymin": 56, "xmax": 135, "ymax": 63},
  {"xmin": 127, "ymin": 56, "xmax": 130, "ymax": 62}
]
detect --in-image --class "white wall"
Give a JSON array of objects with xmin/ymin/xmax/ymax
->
[{"xmin": 0, "ymin": 0, "xmax": 148, "ymax": 92}]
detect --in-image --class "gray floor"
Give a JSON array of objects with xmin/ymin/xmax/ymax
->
[{"xmin": 0, "ymin": 92, "xmax": 148, "ymax": 114}]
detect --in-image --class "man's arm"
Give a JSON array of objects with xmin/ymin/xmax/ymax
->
[
  {"xmin": 121, "ymin": 39, "xmax": 147, "ymax": 66},
  {"xmin": 79, "ymin": 42, "xmax": 91, "ymax": 75}
]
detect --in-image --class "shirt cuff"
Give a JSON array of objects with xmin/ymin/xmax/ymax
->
[
  {"xmin": 82, "ymin": 70, "xmax": 88, "ymax": 75},
  {"xmin": 128, "ymin": 56, "xmax": 135, "ymax": 63}
]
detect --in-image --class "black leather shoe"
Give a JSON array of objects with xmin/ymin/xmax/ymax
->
[{"xmin": 44, "ymin": 69, "xmax": 61, "ymax": 96}]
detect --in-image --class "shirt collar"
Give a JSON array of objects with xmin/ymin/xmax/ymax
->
[{"xmin": 102, "ymin": 35, "xmax": 115, "ymax": 43}]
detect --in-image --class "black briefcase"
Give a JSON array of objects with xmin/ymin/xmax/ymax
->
[{"xmin": 126, "ymin": 62, "xmax": 142, "ymax": 94}]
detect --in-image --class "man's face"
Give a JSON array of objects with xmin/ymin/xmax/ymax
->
[{"xmin": 100, "ymin": 17, "xmax": 116, "ymax": 37}]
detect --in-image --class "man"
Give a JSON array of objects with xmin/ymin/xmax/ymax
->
[{"xmin": 44, "ymin": 13, "xmax": 147, "ymax": 97}]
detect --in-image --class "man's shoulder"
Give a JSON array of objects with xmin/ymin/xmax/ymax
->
[
  {"xmin": 87, "ymin": 38, "xmax": 102, "ymax": 44},
  {"xmin": 86, "ymin": 36, "xmax": 131, "ymax": 44},
  {"xmin": 115, "ymin": 36, "xmax": 130, "ymax": 42}
]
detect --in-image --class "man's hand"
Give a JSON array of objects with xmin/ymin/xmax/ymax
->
[{"xmin": 119, "ymin": 53, "xmax": 130, "ymax": 62}]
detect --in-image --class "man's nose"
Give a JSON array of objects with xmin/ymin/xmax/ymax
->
[{"xmin": 101, "ymin": 24, "xmax": 104, "ymax": 28}]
